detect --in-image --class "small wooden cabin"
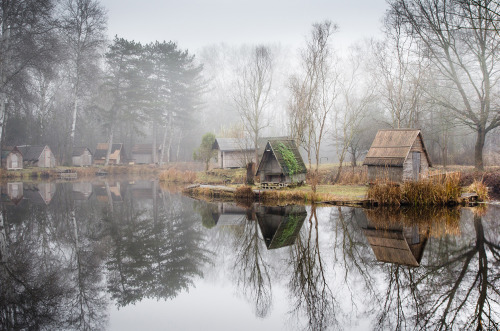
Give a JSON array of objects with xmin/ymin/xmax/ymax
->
[
  {"xmin": 23, "ymin": 182, "xmax": 56, "ymax": 205},
  {"xmin": 72, "ymin": 147, "xmax": 93, "ymax": 167},
  {"xmin": 16, "ymin": 145, "xmax": 56, "ymax": 168},
  {"xmin": 363, "ymin": 129, "xmax": 432, "ymax": 182},
  {"xmin": 212, "ymin": 138, "xmax": 255, "ymax": 169},
  {"xmin": 131, "ymin": 144, "xmax": 156, "ymax": 164},
  {"xmin": 93, "ymin": 143, "xmax": 125, "ymax": 165},
  {"xmin": 2, "ymin": 147, "xmax": 23, "ymax": 170},
  {"xmin": 256, "ymin": 139, "xmax": 306, "ymax": 184}
]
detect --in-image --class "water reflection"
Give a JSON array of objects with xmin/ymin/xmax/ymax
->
[{"xmin": 0, "ymin": 180, "xmax": 498, "ymax": 330}]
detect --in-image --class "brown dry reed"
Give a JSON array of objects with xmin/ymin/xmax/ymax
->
[
  {"xmin": 467, "ymin": 179, "xmax": 489, "ymax": 201},
  {"xmin": 367, "ymin": 171, "xmax": 462, "ymax": 206},
  {"xmin": 159, "ymin": 168, "xmax": 196, "ymax": 183}
]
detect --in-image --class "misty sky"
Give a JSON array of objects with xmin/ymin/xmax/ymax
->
[{"xmin": 100, "ymin": 0, "xmax": 389, "ymax": 52}]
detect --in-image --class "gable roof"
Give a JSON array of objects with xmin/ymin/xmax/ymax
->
[
  {"xmin": 363, "ymin": 129, "xmax": 432, "ymax": 167},
  {"xmin": 131, "ymin": 144, "xmax": 154, "ymax": 155},
  {"xmin": 256, "ymin": 139, "xmax": 306, "ymax": 176},
  {"xmin": 72, "ymin": 147, "xmax": 92, "ymax": 157},
  {"xmin": 16, "ymin": 145, "xmax": 47, "ymax": 161},
  {"xmin": 212, "ymin": 138, "xmax": 254, "ymax": 152},
  {"xmin": 94, "ymin": 143, "xmax": 123, "ymax": 160},
  {"xmin": 1, "ymin": 146, "xmax": 21, "ymax": 160}
]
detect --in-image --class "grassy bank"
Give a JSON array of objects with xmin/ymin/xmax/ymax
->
[{"xmin": 183, "ymin": 183, "xmax": 368, "ymax": 205}]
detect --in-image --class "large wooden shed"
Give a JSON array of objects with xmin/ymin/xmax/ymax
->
[
  {"xmin": 363, "ymin": 129, "xmax": 432, "ymax": 182},
  {"xmin": 212, "ymin": 138, "xmax": 255, "ymax": 169},
  {"xmin": 72, "ymin": 147, "xmax": 93, "ymax": 167},
  {"xmin": 256, "ymin": 139, "xmax": 306, "ymax": 185},
  {"xmin": 16, "ymin": 145, "xmax": 56, "ymax": 168}
]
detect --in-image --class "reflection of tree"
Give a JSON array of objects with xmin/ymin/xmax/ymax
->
[
  {"xmin": 417, "ymin": 212, "xmax": 500, "ymax": 330},
  {"xmin": 288, "ymin": 204, "xmax": 336, "ymax": 330},
  {"xmin": 105, "ymin": 189, "xmax": 210, "ymax": 306},
  {"xmin": 233, "ymin": 216, "xmax": 272, "ymax": 318},
  {"xmin": 0, "ymin": 183, "xmax": 108, "ymax": 330}
]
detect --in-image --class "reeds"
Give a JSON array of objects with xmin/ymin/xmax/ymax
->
[
  {"xmin": 467, "ymin": 179, "xmax": 489, "ymax": 201},
  {"xmin": 159, "ymin": 168, "xmax": 196, "ymax": 183},
  {"xmin": 367, "ymin": 172, "xmax": 462, "ymax": 206}
]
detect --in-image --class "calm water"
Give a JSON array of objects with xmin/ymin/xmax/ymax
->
[{"xmin": 0, "ymin": 179, "xmax": 499, "ymax": 330}]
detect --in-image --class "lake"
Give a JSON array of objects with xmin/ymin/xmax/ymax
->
[{"xmin": 0, "ymin": 178, "xmax": 498, "ymax": 330}]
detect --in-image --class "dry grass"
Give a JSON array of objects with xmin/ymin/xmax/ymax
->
[
  {"xmin": 367, "ymin": 172, "xmax": 462, "ymax": 206},
  {"xmin": 467, "ymin": 179, "xmax": 489, "ymax": 201},
  {"xmin": 234, "ymin": 185, "xmax": 255, "ymax": 201},
  {"xmin": 159, "ymin": 168, "xmax": 196, "ymax": 183}
]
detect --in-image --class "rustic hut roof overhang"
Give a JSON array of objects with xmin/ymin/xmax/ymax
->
[
  {"xmin": 363, "ymin": 129, "xmax": 432, "ymax": 167},
  {"xmin": 256, "ymin": 139, "xmax": 307, "ymax": 176}
]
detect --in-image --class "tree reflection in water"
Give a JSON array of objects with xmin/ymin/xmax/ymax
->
[
  {"xmin": 288, "ymin": 204, "xmax": 336, "ymax": 330},
  {"xmin": 1, "ymin": 180, "xmax": 499, "ymax": 330}
]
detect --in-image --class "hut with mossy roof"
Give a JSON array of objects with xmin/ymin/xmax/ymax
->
[{"xmin": 256, "ymin": 139, "xmax": 306, "ymax": 184}]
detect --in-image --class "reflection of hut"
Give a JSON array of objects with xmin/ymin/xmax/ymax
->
[
  {"xmin": 362, "ymin": 220, "xmax": 429, "ymax": 267},
  {"xmin": 72, "ymin": 147, "xmax": 93, "ymax": 167},
  {"xmin": 255, "ymin": 205, "xmax": 307, "ymax": 249},
  {"xmin": 24, "ymin": 182, "xmax": 56, "ymax": 205},
  {"xmin": 256, "ymin": 139, "xmax": 306, "ymax": 185},
  {"xmin": 2, "ymin": 147, "xmax": 23, "ymax": 170},
  {"xmin": 212, "ymin": 138, "xmax": 255, "ymax": 169},
  {"xmin": 363, "ymin": 129, "xmax": 432, "ymax": 182},
  {"xmin": 94, "ymin": 182, "xmax": 123, "ymax": 202},
  {"xmin": 131, "ymin": 180, "xmax": 156, "ymax": 200},
  {"xmin": 93, "ymin": 143, "xmax": 126, "ymax": 165},
  {"xmin": 16, "ymin": 145, "xmax": 56, "ymax": 168},
  {"xmin": 72, "ymin": 182, "xmax": 93, "ymax": 200},
  {"xmin": 214, "ymin": 202, "xmax": 250, "ymax": 225},
  {"xmin": 7, "ymin": 182, "xmax": 23, "ymax": 205}
]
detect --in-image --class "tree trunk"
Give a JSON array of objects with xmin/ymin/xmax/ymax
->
[
  {"xmin": 474, "ymin": 126, "xmax": 486, "ymax": 171},
  {"xmin": 152, "ymin": 122, "xmax": 158, "ymax": 164},
  {"xmin": 104, "ymin": 126, "xmax": 114, "ymax": 166},
  {"xmin": 159, "ymin": 126, "xmax": 168, "ymax": 166}
]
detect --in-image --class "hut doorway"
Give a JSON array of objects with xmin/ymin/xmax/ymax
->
[{"xmin": 412, "ymin": 152, "xmax": 421, "ymax": 181}]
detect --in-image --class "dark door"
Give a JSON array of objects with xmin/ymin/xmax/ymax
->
[{"xmin": 412, "ymin": 152, "xmax": 421, "ymax": 181}]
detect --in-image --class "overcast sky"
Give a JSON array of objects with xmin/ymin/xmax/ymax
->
[{"xmin": 100, "ymin": 0, "xmax": 389, "ymax": 53}]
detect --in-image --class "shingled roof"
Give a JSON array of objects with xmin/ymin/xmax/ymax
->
[
  {"xmin": 72, "ymin": 147, "xmax": 92, "ymax": 157},
  {"xmin": 363, "ymin": 129, "xmax": 432, "ymax": 167},
  {"xmin": 256, "ymin": 139, "xmax": 306, "ymax": 176},
  {"xmin": 212, "ymin": 138, "xmax": 254, "ymax": 152},
  {"xmin": 16, "ymin": 145, "xmax": 46, "ymax": 161}
]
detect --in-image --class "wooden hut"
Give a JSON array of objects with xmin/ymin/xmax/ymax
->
[
  {"xmin": 255, "ymin": 205, "xmax": 307, "ymax": 249},
  {"xmin": 363, "ymin": 129, "xmax": 432, "ymax": 182},
  {"xmin": 131, "ymin": 144, "xmax": 156, "ymax": 164},
  {"xmin": 93, "ymin": 143, "xmax": 125, "ymax": 165},
  {"xmin": 2, "ymin": 146, "xmax": 23, "ymax": 170},
  {"xmin": 212, "ymin": 138, "xmax": 255, "ymax": 168},
  {"xmin": 72, "ymin": 147, "xmax": 93, "ymax": 167},
  {"xmin": 256, "ymin": 139, "xmax": 306, "ymax": 186},
  {"xmin": 16, "ymin": 145, "xmax": 56, "ymax": 168}
]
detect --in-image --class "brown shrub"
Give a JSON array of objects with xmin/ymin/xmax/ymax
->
[{"xmin": 159, "ymin": 168, "xmax": 196, "ymax": 183}]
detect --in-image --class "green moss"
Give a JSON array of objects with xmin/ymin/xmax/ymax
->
[{"xmin": 277, "ymin": 143, "xmax": 302, "ymax": 178}]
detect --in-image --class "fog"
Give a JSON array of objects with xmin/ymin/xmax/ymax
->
[{"xmin": 0, "ymin": 0, "xmax": 498, "ymax": 169}]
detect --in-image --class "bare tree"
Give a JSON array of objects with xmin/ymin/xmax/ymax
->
[
  {"xmin": 60, "ymin": 0, "xmax": 107, "ymax": 163},
  {"xmin": 234, "ymin": 45, "xmax": 273, "ymax": 167},
  {"xmin": 387, "ymin": 0, "xmax": 500, "ymax": 170},
  {"xmin": 288, "ymin": 21, "xmax": 338, "ymax": 175}
]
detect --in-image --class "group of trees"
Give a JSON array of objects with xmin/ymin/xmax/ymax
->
[
  {"xmin": 0, "ymin": 0, "xmax": 204, "ymax": 165},
  {"xmin": 200, "ymin": 0, "xmax": 500, "ymax": 175}
]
